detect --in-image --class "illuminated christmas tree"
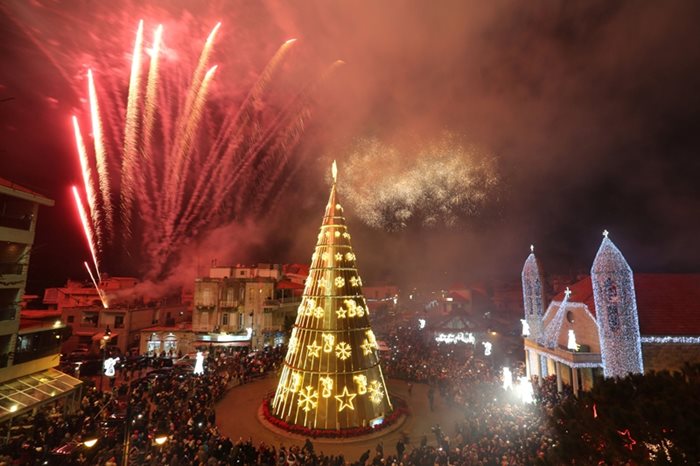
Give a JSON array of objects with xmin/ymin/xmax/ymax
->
[{"xmin": 271, "ymin": 161, "xmax": 393, "ymax": 430}]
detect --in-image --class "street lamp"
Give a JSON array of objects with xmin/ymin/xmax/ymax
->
[{"xmin": 100, "ymin": 326, "xmax": 112, "ymax": 391}]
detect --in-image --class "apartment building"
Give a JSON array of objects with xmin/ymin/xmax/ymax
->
[{"xmin": 0, "ymin": 178, "xmax": 81, "ymax": 426}]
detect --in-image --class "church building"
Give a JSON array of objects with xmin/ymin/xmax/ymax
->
[{"xmin": 521, "ymin": 232, "xmax": 700, "ymax": 395}]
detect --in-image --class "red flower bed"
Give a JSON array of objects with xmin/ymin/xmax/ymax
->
[{"xmin": 261, "ymin": 394, "xmax": 408, "ymax": 439}]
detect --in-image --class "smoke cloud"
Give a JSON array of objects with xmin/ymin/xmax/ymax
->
[{"xmin": 1, "ymin": 0, "xmax": 698, "ymax": 293}]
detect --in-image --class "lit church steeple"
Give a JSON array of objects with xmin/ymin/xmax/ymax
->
[{"xmin": 591, "ymin": 230, "xmax": 643, "ymax": 377}]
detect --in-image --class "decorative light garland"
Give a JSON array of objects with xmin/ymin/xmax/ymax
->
[
  {"xmin": 591, "ymin": 231, "xmax": 643, "ymax": 377},
  {"xmin": 640, "ymin": 336, "xmax": 700, "ymax": 344},
  {"xmin": 526, "ymin": 346, "xmax": 602, "ymax": 369},
  {"xmin": 435, "ymin": 332, "xmax": 476, "ymax": 345},
  {"xmin": 542, "ymin": 288, "xmax": 571, "ymax": 349}
]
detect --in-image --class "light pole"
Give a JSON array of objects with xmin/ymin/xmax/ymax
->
[{"xmin": 100, "ymin": 326, "xmax": 112, "ymax": 392}]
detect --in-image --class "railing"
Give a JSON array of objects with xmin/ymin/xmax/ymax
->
[
  {"xmin": 13, "ymin": 343, "xmax": 61, "ymax": 365},
  {"xmin": 0, "ymin": 263, "xmax": 23, "ymax": 275},
  {"xmin": 0, "ymin": 214, "xmax": 31, "ymax": 230},
  {"xmin": 0, "ymin": 306, "xmax": 17, "ymax": 321}
]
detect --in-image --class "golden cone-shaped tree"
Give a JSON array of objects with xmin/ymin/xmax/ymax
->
[{"xmin": 271, "ymin": 161, "xmax": 392, "ymax": 430}]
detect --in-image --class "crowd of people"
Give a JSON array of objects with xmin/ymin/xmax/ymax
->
[
  {"xmin": 378, "ymin": 326, "xmax": 561, "ymax": 465},
  {"xmin": 0, "ymin": 346, "xmax": 285, "ymax": 465},
  {"xmin": 0, "ymin": 325, "xmax": 574, "ymax": 466}
]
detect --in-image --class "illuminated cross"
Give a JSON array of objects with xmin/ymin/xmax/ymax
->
[
  {"xmin": 603, "ymin": 229, "xmax": 609, "ymax": 238},
  {"xmin": 530, "ymin": 244, "xmax": 534, "ymax": 253},
  {"xmin": 564, "ymin": 287, "xmax": 572, "ymax": 299}
]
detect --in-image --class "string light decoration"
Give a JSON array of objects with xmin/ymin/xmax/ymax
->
[
  {"xmin": 591, "ymin": 231, "xmax": 643, "ymax": 377},
  {"xmin": 521, "ymin": 246, "xmax": 546, "ymax": 343},
  {"xmin": 542, "ymin": 287, "xmax": 571, "ymax": 349},
  {"xmin": 271, "ymin": 161, "xmax": 393, "ymax": 431}
]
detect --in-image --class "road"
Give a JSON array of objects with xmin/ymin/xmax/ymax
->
[{"xmin": 215, "ymin": 375, "xmax": 467, "ymax": 461}]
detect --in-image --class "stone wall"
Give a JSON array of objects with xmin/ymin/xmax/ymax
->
[{"xmin": 642, "ymin": 343, "xmax": 700, "ymax": 373}]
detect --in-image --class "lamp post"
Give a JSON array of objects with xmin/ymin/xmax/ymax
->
[{"xmin": 100, "ymin": 326, "xmax": 112, "ymax": 392}]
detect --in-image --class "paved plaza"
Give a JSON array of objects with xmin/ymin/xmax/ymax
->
[{"xmin": 216, "ymin": 375, "xmax": 466, "ymax": 460}]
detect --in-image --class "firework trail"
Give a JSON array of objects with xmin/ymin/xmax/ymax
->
[
  {"xmin": 120, "ymin": 20, "xmax": 144, "ymax": 235},
  {"xmin": 87, "ymin": 69, "xmax": 112, "ymax": 235},
  {"xmin": 339, "ymin": 135, "xmax": 500, "ymax": 231},
  {"xmin": 84, "ymin": 261, "xmax": 108, "ymax": 308},
  {"xmin": 72, "ymin": 116, "xmax": 101, "ymax": 250},
  {"xmin": 64, "ymin": 19, "xmax": 327, "ymax": 280},
  {"xmin": 72, "ymin": 186, "xmax": 101, "ymax": 281}
]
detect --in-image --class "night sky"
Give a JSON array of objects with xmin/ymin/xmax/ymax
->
[{"xmin": 1, "ymin": 1, "xmax": 699, "ymax": 295}]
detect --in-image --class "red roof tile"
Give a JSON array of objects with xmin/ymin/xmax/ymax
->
[{"xmin": 553, "ymin": 274, "xmax": 700, "ymax": 336}]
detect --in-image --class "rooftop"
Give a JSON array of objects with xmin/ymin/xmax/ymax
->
[{"xmin": 553, "ymin": 274, "xmax": 700, "ymax": 336}]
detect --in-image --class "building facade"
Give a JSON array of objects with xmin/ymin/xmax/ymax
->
[
  {"xmin": 0, "ymin": 178, "xmax": 81, "ymax": 426},
  {"xmin": 193, "ymin": 264, "xmax": 305, "ymax": 349},
  {"xmin": 47, "ymin": 278, "xmax": 187, "ymax": 354}
]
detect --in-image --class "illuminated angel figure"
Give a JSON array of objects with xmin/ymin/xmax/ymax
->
[
  {"xmin": 322, "ymin": 333, "xmax": 335, "ymax": 353},
  {"xmin": 353, "ymin": 374, "xmax": 368, "ymax": 394},
  {"xmin": 287, "ymin": 333, "xmax": 298, "ymax": 354},
  {"xmin": 320, "ymin": 376, "xmax": 334, "ymax": 398},
  {"xmin": 335, "ymin": 342, "xmax": 352, "ymax": 360},
  {"xmin": 194, "ymin": 351, "xmax": 205, "ymax": 375},
  {"xmin": 103, "ymin": 357, "xmax": 119, "ymax": 377},
  {"xmin": 298, "ymin": 385, "xmax": 319, "ymax": 412}
]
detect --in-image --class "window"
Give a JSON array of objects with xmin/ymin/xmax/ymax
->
[
  {"xmin": 67, "ymin": 315, "xmax": 75, "ymax": 323},
  {"xmin": 604, "ymin": 277, "xmax": 620, "ymax": 331},
  {"xmin": 82, "ymin": 313, "xmax": 98, "ymax": 326},
  {"xmin": 114, "ymin": 315, "xmax": 124, "ymax": 328},
  {"xmin": 238, "ymin": 312, "xmax": 244, "ymax": 328},
  {"xmin": 222, "ymin": 313, "xmax": 229, "ymax": 325}
]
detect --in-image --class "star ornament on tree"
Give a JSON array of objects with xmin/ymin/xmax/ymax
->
[
  {"xmin": 335, "ymin": 342, "xmax": 352, "ymax": 360},
  {"xmin": 334, "ymin": 386, "xmax": 357, "ymax": 412},
  {"xmin": 360, "ymin": 338, "xmax": 376, "ymax": 356},
  {"xmin": 307, "ymin": 341, "xmax": 322, "ymax": 358},
  {"xmin": 334, "ymin": 252, "xmax": 343, "ymax": 262},
  {"xmin": 336, "ymin": 306, "xmax": 347, "ymax": 319},
  {"xmin": 298, "ymin": 386, "xmax": 319, "ymax": 412}
]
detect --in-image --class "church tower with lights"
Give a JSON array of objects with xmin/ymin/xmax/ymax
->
[
  {"xmin": 521, "ymin": 245, "xmax": 546, "ymax": 343},
  {"xmin": 271, "ymin": 162, "xmax": 393, "ymax": 431},
  {"xmin": 591, "ymin": 231, "xmax": 643, "ymax": 377}
]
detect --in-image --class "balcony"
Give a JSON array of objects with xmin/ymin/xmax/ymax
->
[
  {"xmin": 0, "ymin": 306, "xmax": 17, "ymax": 322},
  {"xmin": 0, "ymin": 214, "xmax": 31, "ymax": 231},
  {"xmin": 0, "ymin": 263, "xmax": 24, "ymax": 276}
]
